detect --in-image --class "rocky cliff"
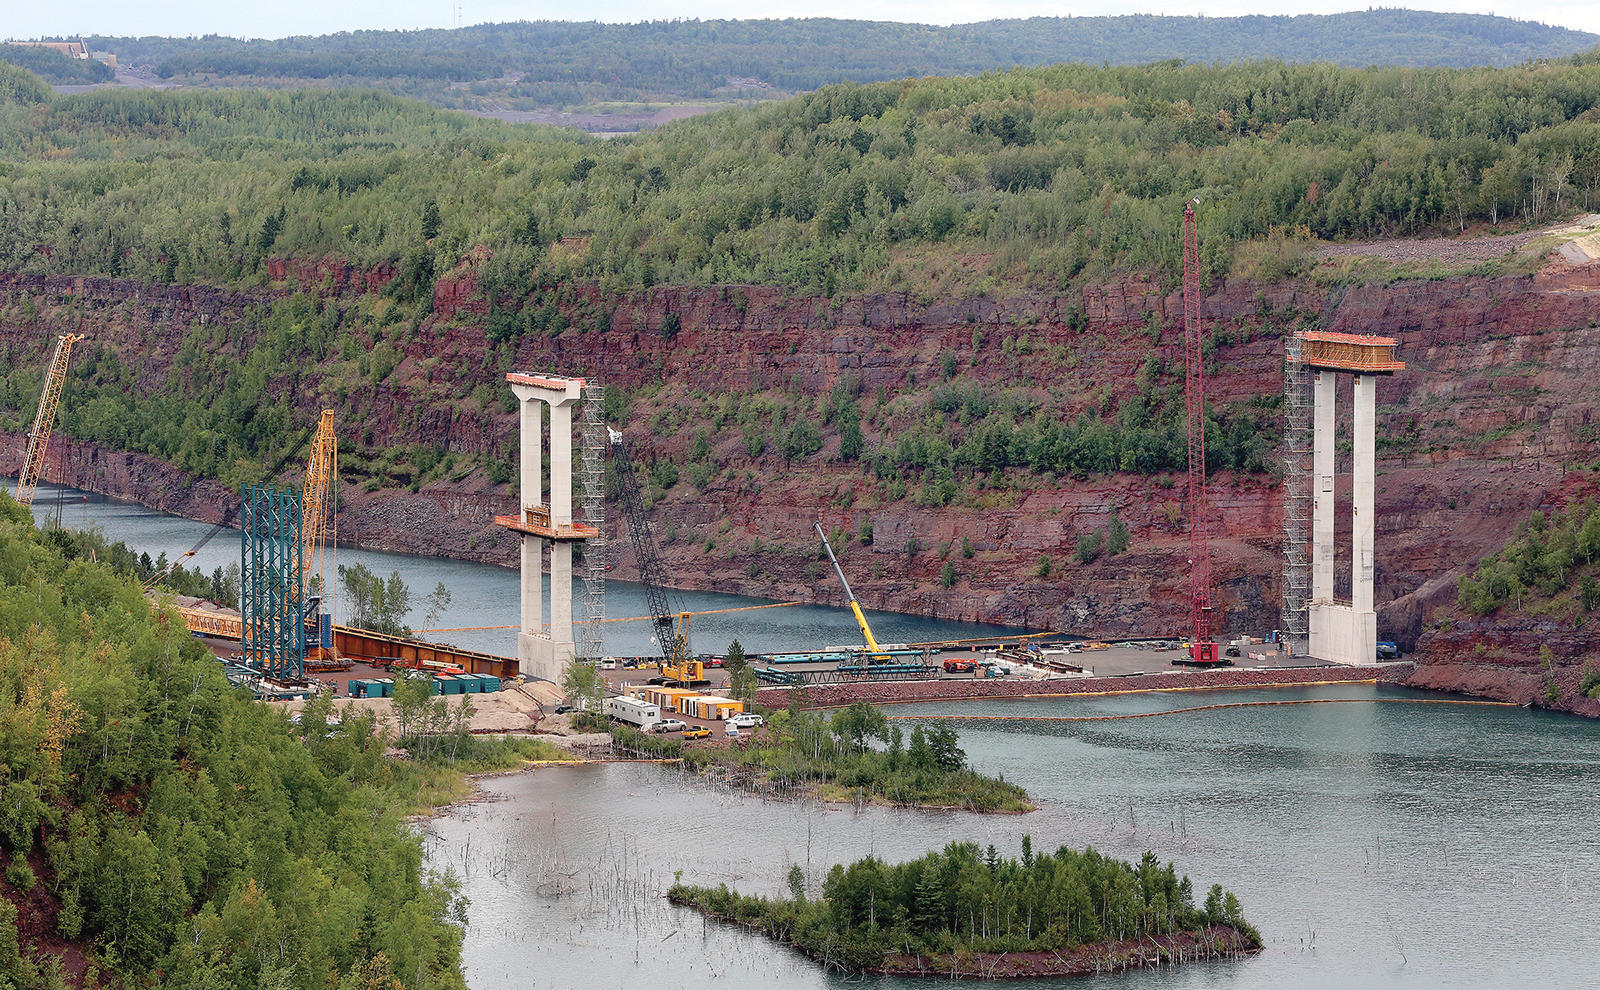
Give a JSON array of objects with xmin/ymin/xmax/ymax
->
[{"xmin": 3, "ymin": 256, "xmax": 1600, "ymax": 663}]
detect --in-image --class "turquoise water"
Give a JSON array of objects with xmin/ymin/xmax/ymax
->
[
  {"xmin": 12, "ymin": 479, "xmax": 1024, "ymax": 656},
  {"xmin": 429, "ymin": 684, "xmax": 1600, "ymax": 989}
]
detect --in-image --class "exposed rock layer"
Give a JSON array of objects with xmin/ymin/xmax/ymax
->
[{"xmin": 3, "ymin": 259, "xmax": 1599, "ymax": 687}]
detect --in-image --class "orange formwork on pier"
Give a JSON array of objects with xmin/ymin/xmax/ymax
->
[{"xmin": 1294, "ymin": 331, "xmax": 1406, "ymax": 374}]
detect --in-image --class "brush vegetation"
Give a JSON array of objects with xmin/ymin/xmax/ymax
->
[
  {"xmin": 685, "ymin": 702, "xmax": 1032, "ymax": 812},
  {"xmin": 669, "ymin": 836, "xmax": 1259, "ymax": 974}
]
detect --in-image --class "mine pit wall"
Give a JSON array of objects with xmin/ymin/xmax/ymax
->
[{"xmin": 3, "ymin": 262, "xmax": 1600, "ymax": 662}]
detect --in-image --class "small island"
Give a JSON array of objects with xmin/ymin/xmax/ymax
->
[
  {"xmin": 670, "ymin": 838, "xmax": 1261, "ymax": 978},
  {"xmin": 669, "ymin": 701, "xmax": 1033, "ymax": 812}
]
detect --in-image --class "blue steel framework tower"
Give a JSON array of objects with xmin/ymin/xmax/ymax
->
[{"xmin": 241, "ymin": 484, "xmax": 305, "ymax": 680}]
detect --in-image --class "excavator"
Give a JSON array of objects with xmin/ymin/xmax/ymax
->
[{"xmin": 608, "ymin": 429, "xmax": 705, "ymax": 686}]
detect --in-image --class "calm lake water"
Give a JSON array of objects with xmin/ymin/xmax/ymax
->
[
  {"xmin": 12, "ymin": 479, "xmax": 1023, "ymax": 656},
  {"xmin": 429, "ymin": 684, "xmax": 1600, "ymax": 989},
  {"xmin": 18, "ymin": 479, "xmax": 1600, "ymax": 988}
]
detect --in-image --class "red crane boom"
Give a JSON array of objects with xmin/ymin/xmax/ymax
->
[{"xmin": 1183, "ymin": 201, "xmax": 1218, "ymax": 664}]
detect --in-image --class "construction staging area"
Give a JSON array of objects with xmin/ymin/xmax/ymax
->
[{"xmin": 14, "ymin": 206, "xmax": 1405, "ymax": 719}]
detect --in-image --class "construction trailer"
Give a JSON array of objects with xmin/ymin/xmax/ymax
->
[{"xmin": 606, "ymin": 695, "xmax": 663, "ymax": 731}]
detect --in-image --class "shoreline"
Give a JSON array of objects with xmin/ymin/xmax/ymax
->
[
  {"xmin": 760, "ymin": 662, "xmax": 1417, "ymax": 710},
  {"xmin": 668, "ymin": 893, "xmax": 1261, "ymax": 980}
]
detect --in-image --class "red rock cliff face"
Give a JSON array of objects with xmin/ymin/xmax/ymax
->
[{"xmin": 3, "ymin": 261, "xmax": 1600, "ymax": 651}]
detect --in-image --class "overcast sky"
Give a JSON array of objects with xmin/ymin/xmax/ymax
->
[{"xmin": 10, "ymin": 2, "xmax": 1600, "ymax": 42}]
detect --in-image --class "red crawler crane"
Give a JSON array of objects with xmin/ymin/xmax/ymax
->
[{"xmin": 1183, "ymin": 201, "xmax": 1220, "ymax": 665}]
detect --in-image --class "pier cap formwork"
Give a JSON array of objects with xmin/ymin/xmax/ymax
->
[{"xmin": 1292, "ymin": 331, "xmax": 1406, "ymax": 374}]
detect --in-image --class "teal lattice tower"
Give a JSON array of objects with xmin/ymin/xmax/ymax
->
[{"xmin": 241, "ymin": 484, "xmax": 305, "ymax": 680}]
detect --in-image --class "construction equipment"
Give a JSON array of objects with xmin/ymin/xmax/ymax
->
[
  {"xmin": 142, "ymin": 423, "xmax": 317, "ymax": 592},
  {"xmin": 813, "ymin": 522, "xmax": 890, "ymax": 663},
  {"xmin": 299, "ymin": 410, "xmax": 339, "ymax": 666},
  {"xmin": 1181, "ymin": 201, "xmax": 1220, "ymax": 665},
  {"xmin": 608, "ymin": 428, "xmax": 703, "ymax": 685},
  {"xmin": 15, "ymin": 333, "xmax": 84, "ymax": 508}
]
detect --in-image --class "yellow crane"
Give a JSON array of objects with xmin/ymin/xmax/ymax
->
[
  {"xmin": 301, "ymin": 410, "xmax": 337, "ymax": 600},
  {"xmin": 15, "ymin": 333, "xmax": 84, "ymax": 508},
  {"xmin": 300, "ymin": 410, "xmax": 339, "ymax": 663},
  {"xmin": 814, "ymin": 521, "xmax": 888, "ymax": 660}
]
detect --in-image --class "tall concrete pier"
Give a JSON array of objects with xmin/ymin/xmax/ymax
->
[
  {"xmin": 1293, "ymin": 332, "xmax": 1404, "ymax": 666},
  {"xmin": 493, "ymin": 373, "xmax": 598, "ymax": 683}
]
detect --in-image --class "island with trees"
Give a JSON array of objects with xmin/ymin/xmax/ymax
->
[{"xmin": 670, "ymin": 837, "xmax": 1261, "ymax": 978}]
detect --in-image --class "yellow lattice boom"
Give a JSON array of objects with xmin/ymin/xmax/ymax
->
[
  {"xmin": 301, "ymin": 410, "xmax": 337, "ymax": 605},
  {"xmin": 15, "ymin": 333, "xmax": 84, "ymax": 508}
]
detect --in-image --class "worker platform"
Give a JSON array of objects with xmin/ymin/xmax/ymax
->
[{"xmin": 493, "ymin": 504, "xmax": 599, "ymax": 541}]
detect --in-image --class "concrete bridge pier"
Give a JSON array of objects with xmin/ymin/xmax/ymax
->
[{"xmin": 495, "ymin": 374, "xmax": 597, "ymax": 684}]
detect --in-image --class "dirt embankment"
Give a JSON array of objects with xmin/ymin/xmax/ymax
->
[{"xmin": 3, "ymin": 256, "xmax": 1600, "ymax": 656}]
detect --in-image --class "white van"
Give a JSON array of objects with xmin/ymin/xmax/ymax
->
[{"xmin": 726, "ymin": 713, "xmax": 764, "ymax": 729}]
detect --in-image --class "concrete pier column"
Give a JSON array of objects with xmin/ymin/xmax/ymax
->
[
  {"xmin": 550, "ymin": 542, "xmax": 574, "ymax": 660},
  {"xmin": 551, "ymin": 402, "xmax": 573, "ymax": 526},
  {"xmin": 1311, "ymin": 371, "xmax": 1337, "ymax": 603},
  {"xmin": 1352, "ymin": 374, "xmax": 1376, "ymax": 613}
]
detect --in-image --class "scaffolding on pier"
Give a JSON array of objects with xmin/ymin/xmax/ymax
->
[
  {"xmin": 1280, "ymin": 335, "xmax": 1312, "ymax": 655},
  {"xmin": 241, "ymin": 484, "xmax": 305, "ymax": 680},
  {"xmin": 577, "ymin": 379, "xmax": 607, "ymax": 661}
]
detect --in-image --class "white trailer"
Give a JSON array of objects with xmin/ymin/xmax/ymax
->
[{"xmin": 605, "ymin": 695, "xmax": 662, "ymax": 731}]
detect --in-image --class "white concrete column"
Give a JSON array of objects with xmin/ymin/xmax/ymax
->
[
  {"xmin": 512, "ymin": 388, "xmax": 544, "ymax": 509},
  {"xmin": 1312, "ymin": 370, "xmax": 1337, "ymax": 603},
  {"xmin": 550, "ymin": 401, "xmax": 574, "ymax": 526},
  {"xmin": 550, "ymin": 542, "xmax": 574, "ymax": 656},
  {"xmin": 1352, "ymin": 374, "xmax": 1376, "ymax": 613}
]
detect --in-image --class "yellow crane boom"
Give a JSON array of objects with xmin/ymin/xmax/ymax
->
[
  {"xmin": 301, "ymin": 410, "xmax": 337, "ymax": 599},
  {"xmin": 15, "ymin": 333, "xmax": 84, "ymax": 508},
  {"xmin": 814, "ymin": 522, "xmax": 884, "ymax": 656}
]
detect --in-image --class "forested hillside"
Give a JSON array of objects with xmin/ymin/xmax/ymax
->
[
  {"xmin": 83, "ymin": 11, "xmax": 1600, "ymax": 114},
  {"xmin": 0, "ymin": 495, "xmax": 472, "ymax": 987},
  {"xmin": 0, "ymin": 46, "xmax": 112, "ymax": 86},
  {"xmin": 3, "ymin": 54, "xmax": 1600, "ymax": 301}
]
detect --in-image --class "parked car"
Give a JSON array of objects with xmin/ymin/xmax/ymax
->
[
  {"xmin": 1224, "ymin": 647, "xmax": 1241, "ymax": 658},
  {"xmin": 553, "ymin": 703, "xmax": 574, "ymax": 715},
  {"xmin": 683, "ymin": 727, "xmax": 711, "ymax": 740},
  {"xmin": 726, "ymin": 713, "xmax": 764, "ymax": 729},
  {"xmin": 654, "ymin": 718, "xmax": 687, "ymax": 733}
]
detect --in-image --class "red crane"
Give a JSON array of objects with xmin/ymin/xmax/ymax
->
[{"xmin": 1183, "ymin": 201, "xmax": 1219, "ymax": 665}]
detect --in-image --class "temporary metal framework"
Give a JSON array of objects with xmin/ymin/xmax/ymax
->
[
  {"xmin": 1182, "ymin": 201, "xmax": 1216, "ymax": 662},
  {"xmin": 1280, "ymin": 335, "xmax": 1313, "ymax": 654},
  {"xmin": 241, "ymin": 484, "xmax": 305, "ymax": 680},
  {"xmin": 15, "ymin": 333, "xmax": 84, "ymax": 507},
  {"xmin": 578, "ymin": 380, "xmax": 606, "ymax": 661}
]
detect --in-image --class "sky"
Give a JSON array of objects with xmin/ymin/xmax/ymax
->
[{"xmin": 8, "ymin": 1, "xmax": 1600, "ymax": 42}]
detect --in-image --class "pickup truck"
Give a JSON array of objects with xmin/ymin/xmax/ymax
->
[
  {"xmin": 653, "ymin": 718, "xmax": 687, "ymax": 733},
  {"xmin": 682, "ymin": 727, "xmax": 711, "ymax": 740}
]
